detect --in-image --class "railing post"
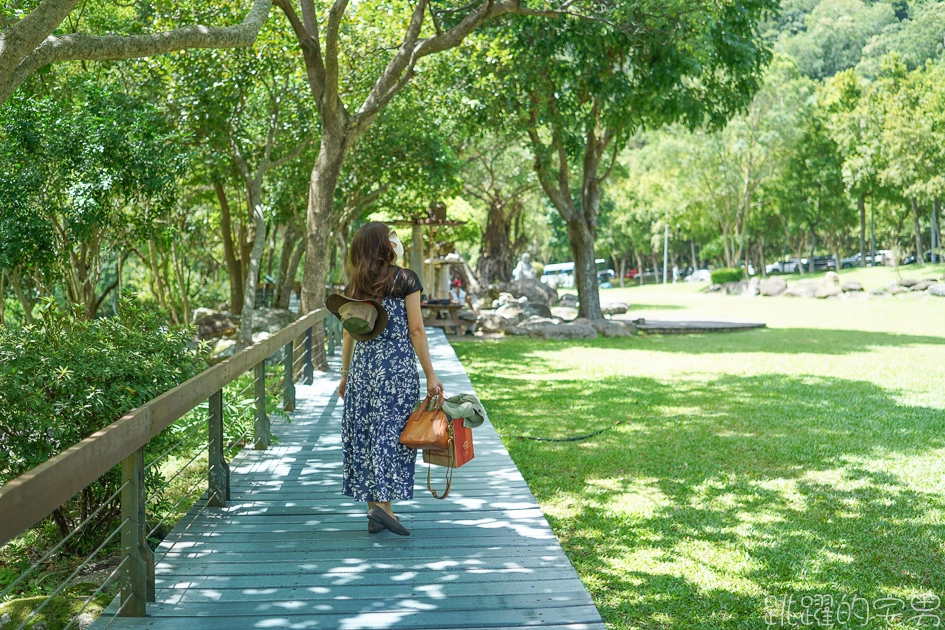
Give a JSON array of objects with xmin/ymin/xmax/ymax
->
[
  {"xmin": 254, "ymin": 361, "xmax": 270, "ymax": 449},
  {"xmin": 303, "ymin": 327, "xmax": 314, "ymax": 385},
  {"xmin": 121, "ymin": 447, "xmax": 154, "ymax": 616},
  {"xmin": 283, "ymin": 343, "xmax": 296, "ymax": 411},
  {"xmin": 326, "ymin": 317, "xmax": 336, "ymax": 356},
  {"xmin": 208, "ymin": 389, "xmax": 230, "ymax": 506}
]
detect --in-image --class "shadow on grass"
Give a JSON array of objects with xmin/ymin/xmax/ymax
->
[
  {"xmin": 456, "ymin": 327, "xmax": 945, "ymax": 363},
  {"xmin": 464, "ymin": 369, "xmax": 945, "ymax": 629}
]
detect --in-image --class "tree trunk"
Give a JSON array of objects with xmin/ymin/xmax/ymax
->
[
  {"xmin": 301, "ymin": 131, "xmax": 349, "ymax": 371},
  {"xmin": 636, "ymin": 253, "xmax": 644, "ymax": 286},
  {"xmin": 911, "ymin": 198, "xmax": 923, "ymax": 264},
  {"xmin": 691, "ymin": 239, "xmax": 697, "ymax": 270},
  {"xmin": 933, "ymin": 200, "xmax": 941, "ymax": 263},
  {"xmin": 858, "ymin": 193, "xmax": 866, "ymax": 267},
  {"xmin": 277, "ymin": 236, "xmax": 304, "ymax": 309},
  {"xmin": 215, "ymin": 180, "xmax": 244, "ymax": 314},
  {"xmin": 760, "ymin": 241, "xmax": 767, "ymax": 279},
  {"xmin": 476, "ymin": 200, "xmax": 514, "ymax": 285},
  {"xmin": 147, "ymin": 240, "xmax": 174, "ymax": 322},
  {"xmin": 171, "ymin": 241, "xmax": 191, "ymax": 326},
  {"xmin": 239, "ymin": 179, "xmax": 267, "ymax": 346},
  {"xmin": 274, "ymin": 227, "xmax": 297, "ymax": 308},
  {"xmin": 566, "ymin": 219, "xmax": 602, "ymax": 319},
  {"xmin": 619, "ymin": 258, "xmax": 625, "ymax": 288},
  {"xmin": 10, "ymin": 269, "xmax": 33, "ymax": 325}
]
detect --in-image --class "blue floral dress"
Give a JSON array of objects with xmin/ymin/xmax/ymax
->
[{"xmin": 342, "ymin": 271, "xmax": 422, "ymax": 502}]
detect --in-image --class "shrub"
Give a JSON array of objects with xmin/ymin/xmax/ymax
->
[
  {"xmin": 0, "ymin": 299, "xmax": 206, "ymax": 542},
  {"xmin": 710, "ymin": 267, "xmax": 745, "ymax": 284}
]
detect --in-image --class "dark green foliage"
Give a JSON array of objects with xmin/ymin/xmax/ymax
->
[
  {"xmin": 0, "ymin": 300, "xmax": 205, "ymax": 540},
  {"xmin": 710, "ymin": 267, "xmax": 745, "ymax": 284}
]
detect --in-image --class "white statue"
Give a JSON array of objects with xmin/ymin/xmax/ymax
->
[{"xmin": 512, "ymin": 253, "xmax": 536, "ymax": 281}]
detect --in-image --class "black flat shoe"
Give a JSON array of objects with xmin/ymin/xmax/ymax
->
[
  {"xmin": 368, "ymin": 519, "xmax": 384, "ymax": 534},
  {"xmin": 367, "ymin": 507, "xmax": 410, "ymax": 536}
]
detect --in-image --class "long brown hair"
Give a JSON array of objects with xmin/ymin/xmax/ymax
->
[{"xmin": 346, "ymin": 221, "xmax": 398, "ymax": 300}]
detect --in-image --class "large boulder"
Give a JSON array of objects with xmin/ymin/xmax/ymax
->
[
  {"xmin": 841, "ymin": 281, "xmax": 864, "ymax": 293},
  {"xmin": 528, "ymin": 324, "xmax": 597, "ymax": 340},
  {"xmin": 825, "ymin": 271, "xmax": 840, "ymax": 288},
  {"xmin": 495, "ymin": 303, "xmax": 526, "ymax": 324},
  {"xmin": 913, "ymin": 280, "xmax": 938, "ymax": 292},
  {"xmin": 930, "ymin": 284, "xmax": 945, "ymax": 297},
  {"xmin": 572, "ymin": 317, "xmax": 632, "ymax": 337},
  {"xmin": 192, "ymin": 307, "xmax": 218, "ymax": 322},
  {"xmin": 901, "ymin": 278, "xmax": 920, "ymax": 288},
  {"xmin": 196, "ymin": 313, "xmax": 237, "ymax": 340},
  {"xmin": 517, "ymin": 316, "xmax": 561, "ymax": 331},
  {"xmin": 523, "ymin": 302, "xmax": 554, "ymax": 319},
  {"xmin": 759, "ymin": 276, "xmax": 787, "ymax": 296},
  {"xmin": 496, "ymin": 278, "xmax": 558, "ymax": 306},
  {"xmin": 559, "ymin": 293, "xmax": 579, "ymax": 308},
  {"xmin": 600, "ymin": 300, "xmax": 630, "ymax": 315},
  {"xmin": 551, "ymin": 306, "xmax": 579, "ymax": 322},
  {"xmin": 891, "ymin": 286, "xmax": 909, "ymax": 295},
  {"xmin": 784, "ymin": 280, "xmax": 820, "ymax": 298},
  {"xmin": 721, "ymin": 280, "xmax": 750, "ymax": 296},
  {"xmin": 815, "ymin": 286, "xmax": 841, "ymax": 299},
  {"xmin": 209, "ymin": 338, "xmax": 238, "ymax": 362},
  {"xmin": 477, "ymin": 314, "xmax": 510, "ymax": 333},
  {"xmin": 252, "ymin": 308, "xmax": 297, "ymax": 334}
]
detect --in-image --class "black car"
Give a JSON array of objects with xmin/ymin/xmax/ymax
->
[{"xmin": 903, "ymin": 250, "xmax": 941, "ymax": 264}]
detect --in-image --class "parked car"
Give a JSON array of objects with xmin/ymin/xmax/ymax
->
[
  {"xmin": 623, "ymin": 269, "xmax": 640, "ymax": 279},
  {"xmin": 904, "ymin": 250, "xmax": 936, "ymax": 265},
  {"xmin": 766, "ymin": 259, "xmax": 802, "ymax": 274},
  {"xmin": 685, "ymin": 269, "xmax": 712, "ymax": 282}
]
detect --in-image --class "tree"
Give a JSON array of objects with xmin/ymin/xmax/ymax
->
[
  {"xmin": 0, "ymin": 0, "xmax": 273, "ymax": 105},
  {"xmin": 465, "ymin": 0, "xmax": 777, "ymax": 318}
]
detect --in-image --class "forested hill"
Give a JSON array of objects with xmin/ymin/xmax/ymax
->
[{"xmin": 769, "ymin": 0, "xmax": 945, "ymax": 79}]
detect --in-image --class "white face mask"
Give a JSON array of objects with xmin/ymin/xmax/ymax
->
[{"xmin": 390, "ymin": 233, "xmax": 404, "ymax": 260}]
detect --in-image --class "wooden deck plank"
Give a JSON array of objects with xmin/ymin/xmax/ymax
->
[{"xmin": 94, "ymin": 331, "xmax": 604, "ymax": 629}]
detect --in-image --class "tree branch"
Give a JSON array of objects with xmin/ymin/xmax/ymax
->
[
  {"xmin": 2, "ymin": 0, "xmax": 272, "ymax": 106},
  {"xmin": 0, "ymin": 0, "xmax": 82, "ymax": 81},
  {"xmin": 323, "ymin": 0, "xmax": 349, "ymax": 115}
]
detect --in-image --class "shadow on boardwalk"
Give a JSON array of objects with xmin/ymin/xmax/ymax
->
[{"xmin": 96, "ymin": 331, "xmax": 604, "ymax": 629}]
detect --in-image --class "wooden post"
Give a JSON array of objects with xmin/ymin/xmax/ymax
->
[
  {"xmin": 326, "ymin": 317, "xmax": 336, "ymax": 356},
  {"xmin": 208, "ymin": 390, "xmax": 230, "ymax": 506},
  {"xmin": 121, "ymin": 447, "xmax": 154, "ymax": 615},
  {"xmin": 303, "ymin": 327, "xmax": 314, "ymax": 385},
  {"xmin": 283, "ymin": 343, "xmax": 295, "ymax": 412},
  {"xmin": 254, "ymin": 362, "xmax": 270, "ymax": 449}
]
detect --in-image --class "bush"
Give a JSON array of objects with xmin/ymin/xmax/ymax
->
[
  {"xmin": 0, "ymin": 299, "xmax": 206, "ymax": 542},
  {"xmin": 710, "ymin": 267, "xmax": 745, "ymax": 284}
]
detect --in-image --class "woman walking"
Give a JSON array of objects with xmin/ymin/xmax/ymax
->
[{"xmin": 329, "ymin": 221, "xmax": 443, "ymax": 536}]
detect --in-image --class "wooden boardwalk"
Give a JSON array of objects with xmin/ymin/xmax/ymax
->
[{"xmin": 98, "ymin": 331, "xmax": 604, "ymax": 629}]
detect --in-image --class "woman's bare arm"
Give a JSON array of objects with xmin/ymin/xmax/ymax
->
[{"xmin": 405, "ymin": 292, "xmax": 443, "ymax": 396}]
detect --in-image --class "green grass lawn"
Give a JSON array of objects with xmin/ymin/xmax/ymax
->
[{"xmin": 453, "ymin": 283, "xmax": 945, "ymax": 630}]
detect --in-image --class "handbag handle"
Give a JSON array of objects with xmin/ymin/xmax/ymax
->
[
  {"xmin": 427, "ymin": 423, "xmax": 455, "ymax": 499},
  {"xmin": 418, "ymin": 393, "xmax": 441, "ymax": 413}
]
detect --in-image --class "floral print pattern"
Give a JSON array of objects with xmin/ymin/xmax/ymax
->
[{"xmin": 342, "ymin": 296, "xmax": 420, "ymax": 502}]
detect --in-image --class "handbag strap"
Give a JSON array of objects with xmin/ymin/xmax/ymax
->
[
  {"xmin": 427, "ymin": 423, "xmax": 455, "ymax": 499},
  {"xmin": 418, "ymin": 393, "xmax": 441, "ymax": 413}
]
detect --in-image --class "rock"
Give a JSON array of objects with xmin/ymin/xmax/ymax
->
[
  {"xmin": 550, "ymin": 306, "xmax": 579, "ymax": 321},
  {"xmin": 251, "ymin": 308, "xmax": 297, "ymax": 334},
  {"xmin": 495, "ymin": 303, "xmax": 526, "ymax": 324},
  {"xmin": 504, "ymin": 325, "xmax": 529, "ymax": 336},
  {"xmin": 913, "ymin": 280, "xmax": 938, "ymax": 292},
  {"xmin": 870, "ymin": 287, "xmax": 888, "ymax": 296},
  {"xmin": 195, "ymin": 313, "xmax": 237, "ymax": 340},
  {"xmin": 559, "ymin": 293, "xmax": 579, "ymax": 308},
  {"xmin": 210, "ymin": 338, "xmax": 237, "ymax": 361},
  {"xmin": 815, "ymin": 287, "xmax": 841, "ymax": 299},
  {"xmin": 192, "ymin": 307, "xmax": 218, "ymax": 322},
  {"xmin": 891, "ymin": 286, "xmax": 909, "ymax": 295},
  {"xmin": 75, "ymin": 613, "xmax": 96, "ymax": 629},
  {"xmin": 784, "ymin": 280, "xmax": 820, "ymax": 298},
  {"xmin": 930, "ymin": 284, "xmax": 945, "ymax": 297},
  {"xmin": 901, "ymin": 278, "xmax": 920, "ymax": 288},
  {"xmin": 477, "ymin": 314, "xmax": 510, "ymax": 333},
  {"xmin": 495, "ymin": 278, "xmax": 558, "ymax": 306},
  {"xmin": 523, "ymin": 302, "xmax": 553, "ymax": 319},
  {"xmin": 517, "ymin": 316, "xmax": 561, "ymax": 331},
  {"xmin": 528, "ymin": 324, "xmax": 597, "ymax": 340},
  {"xmin": 34, "ymin": 624, "xmax": 46, "ymax": 630},
  {"xmin": 841, "ymin": 281, "xmax": 864, "ymax": 292},
  {"xmin": 600, "ymin": 301, "xmax": 629, "ymax": 315},
  {"xmin": 1, "ymin": 613, "xmax": 11, "ymax": 626},
  {"xmin": 825, "ymin": 271, "xmax": 840, "ymax": 288},
  {"xmin": 748, "ymin": 277, "xmax": 761, "ymax": 296},
  {"xmin": 588, "ymin": 319, "xmax": 632, "ymax": 337},
  {"xmin": 759, "ymin": 276, "xmax": 787, "ymax": 296},
  {"xmin": 706, "ymin": 283, "xmax": 723, "ymax": 293}
]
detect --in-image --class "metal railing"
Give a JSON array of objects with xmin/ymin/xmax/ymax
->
[{"xmin": 0, "ymin": 308, "xmax": 331, "ymax": 627}]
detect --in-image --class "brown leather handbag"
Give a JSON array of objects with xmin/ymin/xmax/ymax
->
[
  {"xmin": 399, "ymin": 395, "xmax": 450, "ymax": 450},
  {"xmin": 400, "ymin": 395, "xmax": 454, "ymax": 498}
]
